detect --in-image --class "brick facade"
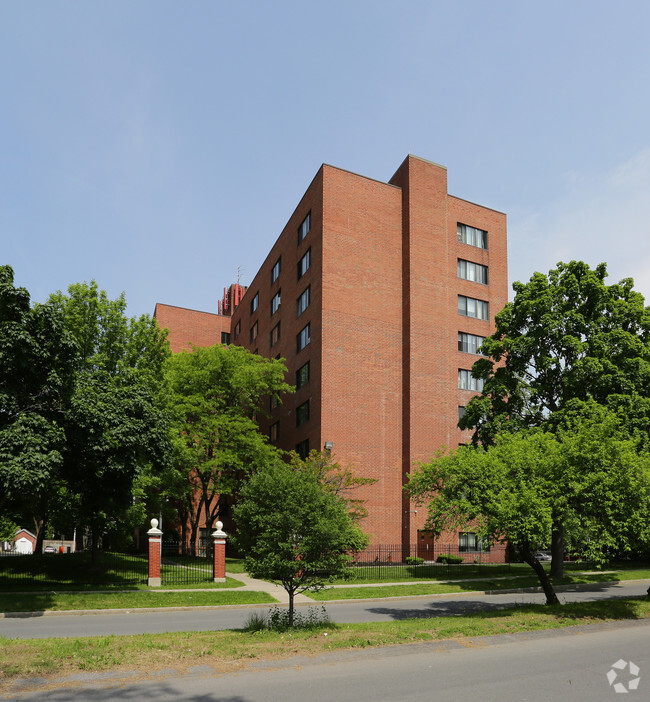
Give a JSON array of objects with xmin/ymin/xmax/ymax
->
[{"xmin": 155, "ymin": 155, "xmax": 508, "ymax": 555}]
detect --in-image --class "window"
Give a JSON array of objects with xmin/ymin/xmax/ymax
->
[
  {"xmin": 458, "ymin": 295, "xmax": 489, "ymax": 320},
  {"xmin": 297, "ymin": 286, "xmax": 310, "ymax": 316},
  {"xmin": 458, "ymin": 406, "xmax": 466, "ymax": 421},
  {"xmin": 271, "ymin": 290, "xmax": 281, "ymax": 316},
  {"xmin": 457, "ymin": 223, "xmax": 488, "ymax": 249},
  {"xmin": 270, "ymin": 395, "xmax": 280, "ymax": 410},
  {"xmin": 221, "ymin": 331, "xmax": 231, "ymax": 345},
  {"xmin": 297, "ymin": 248, "xmax": 311, "ymax": 280},
  {"xmin": 296, "ymin": 400, "xmax": 310, "ymax": 427},
  {"xmin": 458, "ymin": 259, "xmax": 488, "ymax": 285},
  {"xmin": 249, "ymin": 321, "xmax": 258, "ymax": 343},
  {"xmin": 459, "ymin": 532, "xmax": 489, "ymax": 552},
  {"xmin": 295, "ymin": 439, "xmax": 309, "ymax": 459},
  {"xmin": 297, "ymin": 323, "xmax": 311, "ymax": 352},
  {"xmin": 271, "ymin": 257, "xmax": 281, "ymax": 284},
  {"xmin": 233, "ymin": 321, "xmax": 241, "ymax": 340},
  {"xmin": 296, "ymin": 361, "xmax": 310, "ymax": 389},
  {"xmin": 458, "ymin": 332, "xmax": 485, "ymax": 355},
  {"xmin": 250, "ymin": 292, "xmax": 259, "ymax": 314},
  {"xmin": 269, "ymin": 422, "xmax": 279, "ymax": 443},
  {"xmin": 298, "ymin": 212, "xmax": 311, "ymax": 244},
  {"xmin": 458, "ymin": 369, "xmax": 484, "ymax": 392},
  {"xmin": 270, "ymin": 322, "xmax": 280, "ymax": 347}
]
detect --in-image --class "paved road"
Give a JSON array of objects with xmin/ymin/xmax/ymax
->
[
  {"xmin": 3, "ymin": 617, "xmax": 649, "ymax": 700},
  {"xmin": 1, "ymin": 579, "xmax": 647, "ymax": 640}
]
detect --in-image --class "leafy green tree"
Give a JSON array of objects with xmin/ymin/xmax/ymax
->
[
  {"xmin": 409, "ymin": 404, "xmax": 650, "ymax": 604},
  {"xmin": 289, "ymin": 449, "xmax": 377, "ymax": 522},
  {"xmin": 234, "ymin": 461, "xmax": 368, "ymax": 624},
  {"xmin": 164, "ymin": 344, "xmax": 292, "ymax": 552},
  {"xmin": 461, "ymin": 261, "xmax": 650, "ymax": 573},
  {"xmin": 48, "ymin": 281, "xmax": 171, "ymax": 561},
  {"xmin": 0, "ymin": 265, "xmax": 77, "ymax": 549}
]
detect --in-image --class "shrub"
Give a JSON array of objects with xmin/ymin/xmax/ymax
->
[
  {"xmin": 436, "ymin": 554, "xmax": 464, "ymax": 564},
  {"xmin": 243, "ymin": 605, "xmax": 331, "ymax": 633},
  {"xmin": 405, "ymin": 556, "xmax": 424, "ymax": 566}
]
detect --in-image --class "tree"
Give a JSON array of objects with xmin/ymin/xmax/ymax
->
[
  {"xmin": 0, "ymin": 265, "xmax": 77, "ymax": 549},
  {"xmin": 461, "ymin": 261, "xmax": 650, "ymax": 573},
  {"xmin": 409, "ymin": 403, "xmax": 650, "ymax": 604},
  {"xmin": 289, "ymin": 449, "xmax": 377, "ymax": 522},
  {"xmin": 234, "ymin": 461, "xmax": 368, "ymax": 625},
  {"xmin": 48, "ymin": 281, "xmax": 171, "ymax": 561},
  {"xmin": 164, "ymin": 343, "xmax": 292, "ymax": 552}
]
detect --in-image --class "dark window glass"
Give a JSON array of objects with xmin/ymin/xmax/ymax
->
[
  {"xmin": 295, "ymin": 439, "xmax": 309, "ymax": 459},
  {"xmin": 297, "ymin": 323, "xmax": 311, "ymax": 352},
  {"xmin": 457, "ymin": 259, "xmax": 488, "ymax": 284},
  {"xmin": 298, "ymin": 212, "xmax": 311, "ymax": 244},
  {"xmin": 458, "ymin": 332, "xmax": 485, "ymax": 354},
  {"xmin": 297, "ymin": 286, "xmax": 310, "ymax": 316},
  {"xmin": 457, "ymin": 223, "xmax": 488, "ymax": 249},
  {"xmin": 221, "ymin": 332, "xmax": 231, "ymax": 345},
  {"xmin": 250, "ymin": 292, "xmax": 259, "ymax": 314},
  {"xmin": 297, "ymin": 248, "xmax": 311, "ymax": 279},
  {"xmin": 296, "ymin": 361, "xmax": 310, "ymax": 389},
  {"xmin": 270, "ymin": 422, "xmax": 279, "ymax": 442},
  {"xmin": 270, "ymin": 322, "xmax": 280, "ymax": 347},
  {"xmin": 249, "ymin": 321, "xmax": 258, "ymax": 343},
  {"xmin": 458, "ymin": 295, "xmax": 489, "ymax": 320},
  {"xmin": 271, "ymin": 257, "xmax": 282, "ymax": 283},
  {"xmin": 271, "ymin": 290, "xmax": 281, "ymax": 315}
]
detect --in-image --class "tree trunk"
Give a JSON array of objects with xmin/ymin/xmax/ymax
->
[
  {"xmin": 33, "ymin": 517, "xmax": 45, "ymax": 554},
  {"xmin": 91, "ymin": 525, "xmax": 100, "ymax": 568},
  {"xmin": 550, "ymin": 521, "xmax": 564, "ymax": 578},
  {"xmin": 522, "ymin": 545, "xmax": 560, "ymax": 605},
  {"xmin": 288, "ymin": 588, "xmax": 295, "ymax": 627}
]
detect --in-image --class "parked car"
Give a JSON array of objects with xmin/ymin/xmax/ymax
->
[
  {"xmin": 43, "ymin": 545, "xmax": 57, "ymax": 554},
  {"xmin": 534, "ymin": 552, "xmax": 552, "ymax": 561}
]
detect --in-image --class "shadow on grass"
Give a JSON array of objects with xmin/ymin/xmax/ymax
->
[{"xmin": 365, "ymin": 595, "xmax": 647, "ymax": 622}]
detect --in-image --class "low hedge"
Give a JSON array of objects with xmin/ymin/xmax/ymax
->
[{"xmin": 436, "ymin": 554, "xmax": 464, "ymax": 564}]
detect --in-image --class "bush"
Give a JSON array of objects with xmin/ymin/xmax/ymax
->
[
  {"xmin": 243, "ymin": 605, "xmax": 331, "ymax": 633},
  {"xmin": 436, "ymin": 554, "xmax": 464, "ymax": 564},
  {"xmin": 405, "ymin": 556, "xmax": 424, "ymax": 566}
]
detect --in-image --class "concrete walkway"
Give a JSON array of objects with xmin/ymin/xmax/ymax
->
[{"xmin": 225, "ymin": 572, "xmax": 315, "ymax": 604}]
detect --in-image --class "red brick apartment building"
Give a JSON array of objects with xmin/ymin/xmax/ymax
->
[{"xmin": 155, "ymin": 155, "xmax": 508, "ymax": 556}]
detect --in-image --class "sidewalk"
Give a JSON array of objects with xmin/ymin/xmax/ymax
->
[{"xmin": 224, "ymin": 572, "xmax": 315, "ymax": 604}]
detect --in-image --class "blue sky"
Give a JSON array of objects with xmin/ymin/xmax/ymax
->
[{"xmin": 3, "ymin": 1, "xmax": 650, "ymax": 317}]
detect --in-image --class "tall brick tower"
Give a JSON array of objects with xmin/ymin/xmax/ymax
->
[{"xmin": 229, "ymin": 155, "xmax": 507, "ymax": 547}]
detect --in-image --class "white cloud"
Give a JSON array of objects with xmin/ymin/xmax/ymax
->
[{"xmin": 509, "ymin": 147, "xmax": 650, "ymax": 302}]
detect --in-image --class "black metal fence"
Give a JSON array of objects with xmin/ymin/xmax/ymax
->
[
  {"xmin": 160, "ymin": 541, "xmax": 213, "ymax": 586},
  {"xmin": 0, "ymin": 550, "xmax": 148, "ymax": 589},
  {"xmin": 348, "ymin": 543, "xmax": 513, "ymax": 581}
]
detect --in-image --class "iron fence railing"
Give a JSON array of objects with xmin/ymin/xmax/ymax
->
[
  {"xmin": 0, "ymin": 551, "xmax": 148, "ymax": 589},
  {"xmin": 348, "ymin": 543, "xmax": 512, "ymax": 581},
  {"xmin": 160, "ymin": 541, "xmax": 213, "ymax": 585}
]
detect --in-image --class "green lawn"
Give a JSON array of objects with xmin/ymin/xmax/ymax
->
[
  {"xmin": 0, "ymin": 552, "xmax": 248, "ymax": 592},
  {"xmin": 311, "ymin": 568, "xmax": 650, "ymax": 600},
  {"xmin": 0, "ymin": 588, "xmax": 276, "ymax": 613}
]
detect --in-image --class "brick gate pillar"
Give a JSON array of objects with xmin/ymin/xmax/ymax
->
[
  {"xmin": 147, "ymin": 518, "xmax": 163, "ymax": 587},
  {"xmin": 212, "ymin": 521, "xmax": 227, "ymax": 583}
]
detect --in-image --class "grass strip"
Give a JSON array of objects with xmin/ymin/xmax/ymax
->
[
  {"xmin": 311, "ymin": 569, "xmax": 650, "ymax": 600},
  {"xmin": 1, "ymin": 597, "xmax": 648, "ymax": 685},
  {"xmin": 0, "ymin": 588, "xmax": 275, "ymax": 614}
]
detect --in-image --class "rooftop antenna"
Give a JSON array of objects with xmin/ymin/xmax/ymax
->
[{"xmin": 237, "ymin": 266, "xmax": 243, "ymax": 286}]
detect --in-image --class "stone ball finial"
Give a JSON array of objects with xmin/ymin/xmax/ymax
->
[
  {"xmin": 216, "ymin": 520, "xmax": 223, "ymax": 531},
  {"xmin": 150, "ymin": 518, "xmax": 159, "ymax": 530}
]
